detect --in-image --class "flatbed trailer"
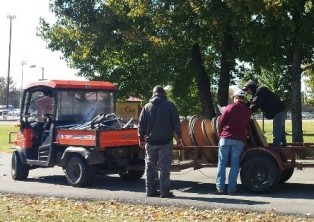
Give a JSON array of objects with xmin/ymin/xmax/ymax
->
[
  {"xmin": 171, "ymin": 143, "xmax": 314, "ymax": 193},
  {"xmin": 175, "ymin": 114, "xmax": 314, "ymax": 193}
]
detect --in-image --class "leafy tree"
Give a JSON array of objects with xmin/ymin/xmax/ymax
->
[
  {"xmin": 240, "ymin": 65, "xmax": 292, "ymax": 108},
  {"xmin": 39, "ymin": 0, "xmax": 247, "ymax": 118},
  {"xmin": 229, "ymin": 0, "xmax": 314, "ymax": 142},
  {"xmin": 303, "ymin": 65, "xmax": 314, "ymax": 105},
  {"xmin": 39, "ymin": 0, "xmax": 314, "ymax": 141},
  {"xmin": 0, "ymin": 77, "xmax": 20, "ymax": 108},
  {"xmin": 0, "ymin": 77, "xmax": 7, "ymax": 105}
]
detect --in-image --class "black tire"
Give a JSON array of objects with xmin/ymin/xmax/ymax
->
[
  {"xmin": 119, "ymin": 170, "xmax": 144, "ymax": 181},
  {"xmin": 240, "ymin": 156, "xmax": 280, "ymax": 193},
  {"xmin": 11, "ymin": 151, "xmax": 29, "ymax": 180},
  {"xmin": 279, "ymin": 168, "xmax": 294, "ymax": 184},
  {"xmin": 64, "ymin": 156, "xmax": 95, "ymax": 187}
]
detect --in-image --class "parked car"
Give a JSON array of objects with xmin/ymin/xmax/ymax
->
[
  {"xmin": 302, "ymin": 112, "xmax": 314, "ymax": 119},
  {"xmin": 8, "ymin": 109, "xmax": 20, "ymax": 116},
  {"xmin": 0, "ymin": 109, "xmax": 9, "ymax": 119}
]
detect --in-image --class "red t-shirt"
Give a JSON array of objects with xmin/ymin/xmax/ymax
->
[{"xmin": 219, "ymin": 101, "xmax": 251, "ymax": 142}]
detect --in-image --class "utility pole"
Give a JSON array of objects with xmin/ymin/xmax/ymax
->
[{"xmin": 6, "ymin": 15, "xmax": 16, "ymax": 109}]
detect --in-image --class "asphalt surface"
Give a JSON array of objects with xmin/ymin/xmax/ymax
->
[{"xmin": 0, "ymin": 153, "xmax": 314, "ymax": 217}]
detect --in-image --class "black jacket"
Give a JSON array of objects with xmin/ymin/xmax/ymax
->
[
  {"xmin": 250, "ymin": 86, "xmax": 285, "ymax": 119},
  {"xmin": 138, "ymin": 94, "xmax": 182, "ymax": 145}
]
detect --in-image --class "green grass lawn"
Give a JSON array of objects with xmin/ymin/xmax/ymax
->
[
  {"xmin": 0, "ymin": 123, "xmax": 18, "ymax": 153},
  {"xmin": 257, "ymin": 119, "xmax": 314, "ymax": 144}
]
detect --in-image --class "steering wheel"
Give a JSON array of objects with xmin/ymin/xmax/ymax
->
[{"xmin": 43, "ymin": 113, "xmax": 54, "ymax": 122}]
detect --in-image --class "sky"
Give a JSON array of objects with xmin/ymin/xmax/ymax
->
[{"xmin": 0, "ymin": 0, "xmax": 86, "ymax": 90}]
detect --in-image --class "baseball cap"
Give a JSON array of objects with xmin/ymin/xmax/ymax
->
[
  {"xmin": 242, "ymin": 80, "xmax": 257, "ymax": 91},
  {"xmin": 233, "ymin": 89, "xmax": 245, "ymax": 97}
]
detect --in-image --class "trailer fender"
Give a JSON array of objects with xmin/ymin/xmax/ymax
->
[
  {"xmin": 241, "ymin": 148, "xmax": 285, "ymax": 171},
  {"xmin": 59, "ymin": 147, "xmax": 105, "ymax": 167},
  {"xmin": 11, "ymin": 147, "xmax": 28, "ymax": 165}
]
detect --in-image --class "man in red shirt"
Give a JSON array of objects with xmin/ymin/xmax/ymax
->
[{"xmin": 215, "ymin": 89, "xmax": 251, "ymax": 195}]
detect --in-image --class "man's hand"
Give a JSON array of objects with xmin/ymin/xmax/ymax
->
[
  {"xmin": 139, "ymin": 140, "xmax": 146, "ymax": 149},
  {"xmin": 176, "ymin": 138, "xmax": 183, "ymax": 147}
]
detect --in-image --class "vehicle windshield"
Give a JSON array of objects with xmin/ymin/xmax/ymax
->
[
  {"xmin": 26, "ymin": 91, "xmax": 54, "ymax": 122},
  {"xmin": 56, "ymin": 90, "xmax": 115, "ymax": 123}
]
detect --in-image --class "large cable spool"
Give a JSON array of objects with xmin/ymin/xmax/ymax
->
[
  {"xmin": 211, "ymin": 116, "xmax": 221, "ymax": 144},
  {"xmin": 191, "ymin": 116, "xmax": 208, "ymax": 146},
  {"xmin": 188, "ymin": 115, "xmax": 218, "ymax": 163},
  {"xmin": 247, "ymin": 117, "xmax": 268, "ymax": 146},
  {"xmin": 211, "ymin": 115, "xmax": 266, "ymax": 147},
  {"xmin": 201, "ymin": 118, "xmax": 218, "ymax": 146},
  {"xmin": 179, "ymin": 114, "xmax": 266, "ymax": 163},
  {"xmin": 188, "ymin": 115, "xmax": 201, "ymax": 146},
  {"xmin": 181, "ymin": 119, "xmax": 192, "ymax": 146},
  {"xmin": 201, "ymin": 118, "xmax": 218, "ymax": 162},
  {"xmin": 251, "ymin": 117, "xmax": 268, "ymax": 146},
  {"xmin": 188, "ymin": 114, "xmax": 203, "ymax": 146}
]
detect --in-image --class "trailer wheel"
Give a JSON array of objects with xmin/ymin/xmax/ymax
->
[
  {"xmin": 240, "ymin": 156, "xmax": 280, "ymax": 193},
  {"xmin": 279, "ymin": 168, "xmax": 294, "ymax": 184},
  {"xmin": 64, "ymin": 156, "xmax": 95, "ymax": 187},
  {"xmin": 119, "ymin": 170, "xmax": 144, "ymax": 181},
  {"xmin": 11, "ymin": 151, "xmax": 29, "ymax": 180}
]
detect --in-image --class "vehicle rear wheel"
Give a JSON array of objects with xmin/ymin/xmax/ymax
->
[
  {"xmin": 64, "ymin": 156, "xmax": 95, "ymax": 187},
  {"xmin": 240, "ymin": 156, "xmax": 280, "ymax": 193},
  {"xmin": 279, "ymin": 168, "xmax": 294, "ymax": 184},
  {"xmin": 11, "ymin": 151, "xmax": 29, "ymax": 180},
  {"xmin": 119, "ymin": 170, "xmax": 144, "ymax": 181}
]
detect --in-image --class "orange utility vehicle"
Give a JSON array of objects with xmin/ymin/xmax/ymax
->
[{"xmin": 10, "ymin": 80, "xmax": 144, "ymax": 187}]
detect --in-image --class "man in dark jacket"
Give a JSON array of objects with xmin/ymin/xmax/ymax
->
[
  {"xmin": 138, "ymin": 86, "xmax": 182, "ymax": 198},
  {"xmin": 242, "ymin": 80, "xmax": 287, "ymax": 146}
]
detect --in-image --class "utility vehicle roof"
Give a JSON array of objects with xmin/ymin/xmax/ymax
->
[{"xmin": 25, "ymin": 80, "xmax": 117, "ymax": 90}]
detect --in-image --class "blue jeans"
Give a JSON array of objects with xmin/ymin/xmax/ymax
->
[
  {"xmin": 216, "ymin": 138, "xmax": 244, "ymax": 193},
  {"xmin": 273, "ymin": 111, "xmax": 287, "ymax": 146},
  {"xmin": 145, "ymin": 142, "xmax": 173, "ymax": 195}
]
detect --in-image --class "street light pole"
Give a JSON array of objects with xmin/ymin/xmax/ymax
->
[
  {"xmin": 21, "ymin": 60, "xmax": 27, "ymax": 91},
  {"xmin": 30, "ymin": 65, "xmax": 46, "ymax": 81},
  {"xmin": 40, "ymin": 67, "xmax": 46, "ymax": 81},
  {"xmin": 6, "ymin": 15, "xmax": 16, "ymax": 109}
]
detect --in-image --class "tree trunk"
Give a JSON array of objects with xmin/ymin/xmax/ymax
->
[
  {"xmin": 191, "ymin": 43, "xmax": 216, "ymax": 118},
  {"xmin": 291, "ymin": 49, "xmax": 303, "ymax": 143},
  {"xmin": 217, "ymin": 32, "xmax": 232, "ymax": 107}
]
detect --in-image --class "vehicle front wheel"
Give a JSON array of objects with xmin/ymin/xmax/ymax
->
[
  {"xmin": 240, "ymin": 156, "xmax": 280, "ymax": 193},
  {"xmin": 64, "ymin": 156, "xmax": 95, "ymax": 187},
  {"xmin": 11, "ymin": 151, "xmax": 29, "ymax": 180}
]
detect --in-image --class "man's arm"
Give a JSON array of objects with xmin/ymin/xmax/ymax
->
[
  {"xmin": 172, "ymin": 105, "xmax": 183, "ymax": 147},
  {"xmin": 138, "ymin": 108, "xmax": 146, "ymax": 148}
]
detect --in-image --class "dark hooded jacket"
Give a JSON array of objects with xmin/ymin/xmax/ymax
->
[
  {"xmin": 138, "ymin": 94, "xmax": 182, "ymax": 145},
  {"xmin": 250, "ymin": 86, "xmax": 285, "ymax": 119}
]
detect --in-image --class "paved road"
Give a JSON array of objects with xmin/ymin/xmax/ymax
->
[{"xmin": 0, "ymin": 153, "xmax": 313, "ymax": 217}]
